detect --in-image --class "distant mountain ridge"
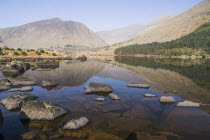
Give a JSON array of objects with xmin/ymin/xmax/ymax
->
[
  {"xmin": 97, "ymin": 14, "xmax": 178, "ymax": 45},
  {"xmin": 0, "ymin": 18, "xmax": 107, "ymax": 50},
  {"xmin": 97, "ymin": 24, "xmax": 145, "ymax": 45},
  {"xmin": 114, "ymin": 0, "xmax": 210, "ymax": 48}
]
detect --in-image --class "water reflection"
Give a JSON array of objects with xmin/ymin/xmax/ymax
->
[
  {"xmin": 114, "ymin": 56, "xmax": 210, "ymax": 104},
  {"xmin": 0, "ymin": 59, "xmax": 210, "ymax": 140}
]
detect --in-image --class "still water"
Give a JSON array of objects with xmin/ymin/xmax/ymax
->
[{"xmin": 0, "ymin": 57, "xmax": 210, "ymax": 140}]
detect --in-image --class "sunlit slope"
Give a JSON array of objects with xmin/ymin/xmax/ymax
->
[{"xmin": 115, "ymin": 0, "xmax": 210, "ymax": 48}]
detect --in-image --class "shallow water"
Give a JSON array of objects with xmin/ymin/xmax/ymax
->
[{"xmin": 0, "ymin": 58, "xmax": 210, "ymax": 140}]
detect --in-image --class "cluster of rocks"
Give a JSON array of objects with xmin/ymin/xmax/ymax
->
[
  {"xmin": 0, "ymin": 93, "xmax": 90, "ymax": 139},
  {"xmin": 2, "ymin": 61, "xmax": 30, "ymax": 77},
  {"xmin": 84, "ymin": 82, "xmax": 120, "ymax": 101},
  {"xmin": 127, "ymin": 83, "xmax": 202, "ymax": 108}
]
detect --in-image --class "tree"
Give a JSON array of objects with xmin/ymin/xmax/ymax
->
[{"xmin": 52, "ymin": 53, "xmax": 57, "ymax": 56}]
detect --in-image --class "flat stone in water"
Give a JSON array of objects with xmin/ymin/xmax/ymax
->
[
  {"xmin": 127, "ymin": 84, "xmax": 150, "ymax": 88},
  {"xmin": 84, "ymin": 82, "xmax": 112, "ymax": 94},
  {"xmin": 9, "ymin": 77, "xmax": 36, "ymax": 86},
  {"xmin": 20, "ymin": 100, "xmax": 67, "ymax": 120},
  {"xmin": 96, "ymin": 97, "xmax": 105, "ymax": 101},
  {"xmin": 7, "ymin": 86, "xmax": 33, "ymax": 92},
  {"xmin": 160, "ymin": 96, "xmax": 176, "ymax": 103},
  {"xmin": 1, "ymin": 93, "xmax": 37, "ymax": 110},
  {"xmin": 41, "ymin": 80, "xmax": 57, "ymax": 87},
  {"xmin": 63, "ymin": 117, "xmax": 89, "ymax": 130},
  {"xmin": 109, "ymin": 93, "xmax": 120, "ymax": 100},
  {"xmin": 176, "ymin": 101, "xmax": 200, "ymax": 107},
  {"xmin": 144, "ymin": 93, "xmax": 156, "ymax": 97}
]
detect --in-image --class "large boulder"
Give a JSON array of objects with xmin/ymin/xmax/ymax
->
[
  {"xmin": 176, "ymin": 101, "xmax": 200, "ymax": 107},
  {"xmin": 127, "ymin": 84, "xmax": 150, "ymax": 88},
  {"xmin": 1, "ymin": 93, "xmax": 37, "ymax": 110},
  {"xmin": 9, "ymin": 77, "xmax": 36, "ymax": 86},
  {"xmin": 2, "ymin": 63, "xmax": 24, "ymax": 74},
  {"xmin": 0, "ymin": 85, "xmax": 10, "ymax": 91},
  {"xmin": 41, "ymin": 80, "xmax": 57, "ymax": 87},
  {"xmin": 2, "ymin": 61, "xmax": 30, "ymax": 77},
  {"xmin": 20, "ymin": 100, "xmax": 67, "ymax": 120},
  {"xmin": 63, "ymin": 117, "xmax": 89, "ymax": 130},
  {"xmin": 84, "ymin": 83, "xmax": 112, "ymax": 94}
]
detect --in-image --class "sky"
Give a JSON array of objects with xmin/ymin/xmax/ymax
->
[{"xmin": 0, "ymin": 0, "xmax": 204, "ymax": 31}]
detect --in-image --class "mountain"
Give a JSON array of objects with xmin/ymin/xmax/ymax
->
[
  {"xmin": 115, "ymin": 22, "xmax": 210, "ymax": 56},
  {"xmin": 97, "ymin": 14, "xmax": 177, "ymax": 45},
  {"xmin": 114, "ymin": 0, "xmax": 210, "ymax": 48},
  {"xmin": 97, "ymin": 24, "xmax": 145, "ymax": 45},
  {"xmin": 0, "ymin": 18, "xmax": 107, "ymax": 50}
]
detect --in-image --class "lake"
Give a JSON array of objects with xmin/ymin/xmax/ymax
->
[{"xmin": 0, "ymin": 57, "xmax": 210, "ymax": 140}]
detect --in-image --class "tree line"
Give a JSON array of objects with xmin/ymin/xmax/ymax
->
[{"xmin": 115, "ymin": 22, "xmax": 210, "ymax": 56}]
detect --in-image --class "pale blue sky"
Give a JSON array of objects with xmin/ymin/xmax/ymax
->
[{"xmin": 0, "ymin": 0, "xmax": 204, "ymax": 31}]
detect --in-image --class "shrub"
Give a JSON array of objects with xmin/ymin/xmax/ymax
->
[
  {"xmin": 52, "ymin": 53, "xmax": 57, "ymax": 56},
  {"xmin": 4, "ymin": 46, "xmax": 10, "ymax": 50},
  {"xmin": 21, "ymin": 51, "xmax": 27, "ymax": 56},
  {"xmin": 77, "ymin": 55, "xmax": 87, "ymax": 62},
  {"xmin": 36, "ymin": 51, "xmax": 41, "ymax": 55},
  {"xmin": 13, "ymin": 52, "xmax": 20, "ymax": 56},
  {"xmin": 40, "ymin": 50, "xmax": 45, "ymax": 53},
  {"xmin": 17, "ymin": 48, "xmax": 22, "ymax": 51},
  {"xmin": 0, "ymin": 51, "xmax": 4, "ymax": 56}
]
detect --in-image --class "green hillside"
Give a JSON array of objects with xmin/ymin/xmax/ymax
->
[{"xmin": 114, "ymin": 22, "xmax": 210, "ymax": 56}]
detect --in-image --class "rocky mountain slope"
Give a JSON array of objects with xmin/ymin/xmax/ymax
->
[
  {"xmin": 0, "ymin": 18, "xmax": 107, "ymax": 50},
  {"xmin": 114, "ymin": 0, "xmax": 210, "ymax": 48}
]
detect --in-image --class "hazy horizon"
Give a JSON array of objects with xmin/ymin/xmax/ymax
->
[{"xmin": 0, "ymin": 0, "xmax": 204, "ymax": 31}]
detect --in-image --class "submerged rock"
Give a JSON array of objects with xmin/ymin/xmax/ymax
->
[
  {"xmin": 176, "ymin": 101, "xmax": 200, "ymax": 107},
  {"xmin": 20, "ymin": 100, "xmax": 67, "ymax": 120},
  {"xmin": 63, "ymin": 117, "xmax": 89, "ymax": 130},
  {"xmin": 127, "ymin": 131, "xmax": 182, "ymax": 140},
  {"xmin": 0, "ymin": 109, "xmax": 3, "ymax": 130},
  {"xmin": 41, "ymin": 80, "xmax": 57, "ymax": 87},
  {"xmin": 109, "ymin": 93, "xmax": 120, "ymax": 100},
  {"xmin": 127, "ymin": 84, "xmax": 150, "ymax": 88},
  {"xmin": 144, "ymin": 93, "xmax": 156, "ymax": 97},
  {"xmin": 1, "ymin": 93, "xmax": 37, "ymax": 110},
  {"xmin": 88, "ymin": 131, "xmax": 121, "ymax": 140},
  {"xmin": 160, "ymin": 96, "xmax": 176, "ymax": 103},
  {"xmin": 96, "ymin": 97, "xmax": 105, "ymax": 101},
  {"xmin": 84, "ymin": 82, "xmax": 112, "ymax": 94},
  {"xmin": 22, "ymin": 130, "xmax": 48, "ymax": 140}
]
